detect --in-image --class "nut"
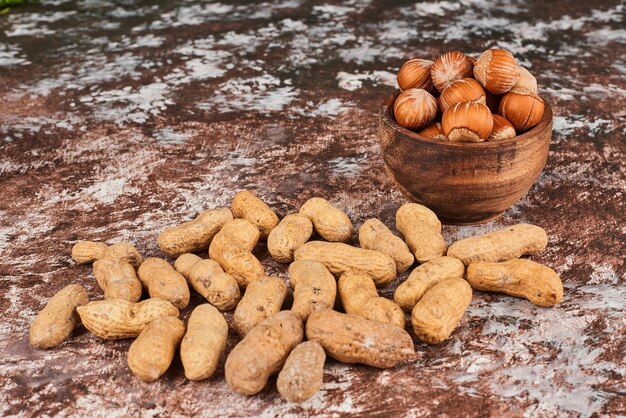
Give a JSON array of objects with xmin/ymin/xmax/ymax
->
[
  {"xmin": 511, "ymin": 66, "xmax": 538, "ymax": 94},
  {"xmin": 498, "ymin": 90, "xmax": 545, "ymax": 131},
  {"xmin": 268, "ymin": 213, "xmax": 313, "ymax": 263},
  {"xmin": 473, "ymin": 48, "xmax": 520, "ymax": 94},
  {"xmin": 411, "ymin": 277, "xmax": 472, "ymax": 344},
  {"xmin": 77, "ymin": 298, "xmax": 179, "ymax": 339},
  {"xmin": 72, "ymin": 241, "xmax": 142, "ymax": 267},
  {"xmin": 338, "ymin": 269, "xmax": 405, "ymax": 328},
  {"xmin": 29, "ymin": 284, "xmax": 89, "ymax": 349},
  {"xmin": 299, "ymin": 197, "xmax": 353, "ymax": 243},
  {"xmin": 180, "ymin": 304, "xmax": 229, "ymax": 380},
  {"xmin": 127, "ymin": 316, "xmax": 185, "ymax": 382},
  {"xmin": 447, "ymin": 223, "xmax": 548, "ymax": 266},
  {"xmin": 394, "ymin": 256, "xmax": 465, "ymax": 311},
  {"xmin": 231, "ymin": 190, "xmax": 280, "ymax": 238},
  {"xmin": 431, "ymin": 51, "xmax": 474, "ymax": 91},
  {"xmin": 442, "ymin": 101, "xmax": 494, "ymax": 142},
  {"xmin": 306, "ymin": 309, "xmax": 415, "ymax": 368},
  {"xmin": 93, "ymin": 258, "xmax": 142, "ymax": 302},
  {"xmin": 137, "ymin": 257, "xmax": 190, "ymax": 309},
  {"xmin": 397, "ymin": 58, "xmax": 436, "ymax": 93},
  {"xmin": 294, "ymin": 241, "xmax": 396, "ymax": 287},
  {"xmin": 277, "ymin": 341, "xmax": 326, "ymax": 403},
  {"xmin": 186, "ymin": 257, "xmax": 240, "ymax": 310},
  {"xmin": 466, "ymin": 259, "xmax": 563, "ymax": 306},
  {"xmin": 157, "ymin": 208, "xmax": 233, "ymax": 258},
  {"xmin": 439, "ymin": 78, "xmax": 486, "ymax": 112},
  {"xmin": 288, "ymin": 259, "xmax": 337, "ymax": 321},
  {"xmin": 358, "ymin": 218, "xmax": 414, "ymax": 274},
  {"xmin": 417, "ymin": 122, "xmax": 447, "ymax": 140},
  {"xmin": 225, "ymin": 311, "xmax": 303, "ymax": 395},
  {"xmin": 488, "ymin": 114, "xmax": 517, "ymax": 141},
  {"xmin": 233, "ymin": 276, "xmax": 288, "ymax": 335},
  {"xmin": 396, "ymin": 203, "xmax": 446, "ymax": 263},
  {"xmin": 393, "ymin": 88, "xmax": 438, "ymax": 131},
  {"xmin": 173, "ymin": 253, "xmax": 203, "ymax": 279}
]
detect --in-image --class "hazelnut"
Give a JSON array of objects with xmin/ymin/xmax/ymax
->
[
  {"xmin": 431, "ymin": 51, "xmax": 474, "ymax": 91},
  {"xmin": 393, "ymin": 88, "xmax": 438, "ymax": 131},
  {"xmin": 397, "ymin": 59, "xmax": 436, "ymax": 93},
  {"xmin": 474, "ymin": 49, "xmax": 520, "ymax": 94},
  {"xmin": 418, "ymin": 122, "xmax": 447, "ymax": 140},
  {"xmin": 442, "ymin": 102, "xmax": 493, "ymax": 142},
  {"xmin": 439, "ymin": 78, "xmax": 486, "ymax": 113},
  {"xmin": 498, "ymin": 90, "xmax": 544, "ymax": 131},
  {"xmin": 488, "ymin": 115, "xmax": 516, "ymax": 141},
  {"xmin": 511, "ymin": 66, "xmax": 538, "ymax": 94}
]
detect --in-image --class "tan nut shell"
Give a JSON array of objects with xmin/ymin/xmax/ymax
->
[
  {"xmin": 93, "ymin": 258, "xmax": 142, "ymax": 302},
  {"xmin": 127, "ymin": 316, "xmax": 185, "ymax": 382},
  {"xmin": 231, "ymin": 190, "xmax": 279, "ymax": 238},
  {"xmin": 306, "ymin": 310, "xmax": 415, "ymax": 368},
  {"xmin": 466, "ymin": 259, "xmax": 563, "ymax": 306},
  {"xmin": 137, "ymin": 257, "xmax": 190, "ymax": 309},
  {"xmin": 29, "ymin": 284, "xmax": 89, "ymax": 349},
  {"xmin": 71, "ymin": 241, "xmax": 108, "ymax": 264},
  {"xmin": 396, "ymin": 203, "xmax": 447, "ymax": 263},
  {"xmin": 288, "ymin": 259, "xmax": 337, "ymax": 321},
  {"xmin": 77, "ymin": 298, "xmax": 179, "ymax": 339},
  {"xmin": 338, "ymin": 269, "xmax": 405, "ymax": 328},
  {"xmin": 157, "ymin": 208, "xmax": 233, "ymax": 258},
  {"xmin": 277, "ymin": 341, "xmax": 326, "ymax": 403},
  {"xmin": 173, "ymin": 253, "xmax": 203, "ymax": 279},
  {"xmin": 358, "ymin": 218, "xmax": 414, "ymax": 274},
  {"xmin": 395, "ymin": 256, "xmax": 465, "ymax": 311},
  {"xmin": 474, "ymin": 48, "xmax": 520, "ymax": 94},
  {"xmin": 268, "ymin": 214, "xmax": 313, "ymax": 263},
  {"xmin": 300, "ymin": 198, "xmax": 353, "ymax": 243},
  {"xmin": 104, "ymin": 242, "xmax": 143, "ymax": 268},
  {"xmin": 225, "ymin": 311, "xmax": 303, "ymax": 395},
  {"xmin": 188, "ymin": 259, "xmax": 240, "ymax": 311},
  {"xmin": 294, "ymin": 241, "xmax": 396, "ymax": 287},
  {"xmin": 411, "ymin": 277, "xmax": 472, "ymax": 344},
  {"xmin": 447, "ymin": 223, "xmax": 548, "ymax": 266},
  {"xmin": 180, "ymin": 304, "xmax": 228, "ymax": 380},
  {"xmin": 233, "ymin": 276, "xmax": 288, "ymax": 335}
]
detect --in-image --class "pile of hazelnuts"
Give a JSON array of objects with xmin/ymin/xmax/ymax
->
[{"xmin": 393, "ymin": 49, "xmax": 545, "ymax": 142}]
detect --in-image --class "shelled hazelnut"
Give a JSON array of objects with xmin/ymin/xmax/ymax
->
[
  {"xmin": 442, "ymin": 102, "xmax": 493, "ymax": 142},
  {"xmin": 439, "ymin": 78, "xmax": 486, "ymax": 113},
  {"xmin": 397, "ymin": 59, "xmax": 436, "ymax": 93},
  {"xmin": 393, "ymin": 88, "xmax": 438, "ymax": 131},
  {"xmin": 489, "ymin": 115, "xmax": 516, "ymax": 141},
  {"xmin": 431, "ymin": 51, "xmax": 474, "ymax": 91},
  {"xmin": 499, "ymin": 90, "xmax": 545, "ymax": 131}
]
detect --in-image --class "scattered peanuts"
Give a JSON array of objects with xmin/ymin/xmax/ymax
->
[
  {"xmin": 288, "ymin": 259, "xmax": 337, "ymax": 322},
  {"xmin": 231, "ymin": 190, "xmax": 280, "ymax": 238},
  {"xmin": 233, "ymin": 276, "xmax": 288, "ymax": 335},
  {"xmin": 137, "ymin": 257, "xmax": 190, "ymax": 309},
  {"xmin": 72, "ymin": 241, "xmax": 142, "ymax": 267},
  {"xmin": 300, "ymin": 197, "xmax": 353, "ymax": 242},
  {"xmin": 277, "ymin": 341, "xmax": 326, "ymax": 403},
  {"xmin": 466, "ymin": 259, "xmax": 563, "ymax": 306},
  {"xmin": 358, "ymin": 218, "xmax": 414, "ymax": 273},
  {"xmin": 268, "ymin": 214, "xmax": 313, "ymax": 263},
  {"xmin": 396, "ymin": 203, "xmax": 447, "ymax": 263},
  {"xmin": 338, "ymin": 269, "xmax": 405, "ymax": 328},
  {"xmin": 93, "ymin": 258, "xmax": 142, "ymax": 302}
]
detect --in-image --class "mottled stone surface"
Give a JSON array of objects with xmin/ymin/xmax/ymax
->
[{"xmin": 1, "ymin": 0, "xmax": 625, "ymax": 416}]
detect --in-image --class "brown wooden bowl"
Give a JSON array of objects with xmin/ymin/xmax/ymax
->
[{"xmin": 378, "ymin": 93, "xmax": 552, "ymax": 225}]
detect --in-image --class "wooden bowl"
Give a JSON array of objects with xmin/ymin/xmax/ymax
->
[{"xmin": 378, "ymin": 93, "xmax": 552, "ymax": 225}]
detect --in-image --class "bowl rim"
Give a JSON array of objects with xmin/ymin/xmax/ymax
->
[{"xmin": 380, "ymin": 91, "xmax": 553, "ymax": 148}]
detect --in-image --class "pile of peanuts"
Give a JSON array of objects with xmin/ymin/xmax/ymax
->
[{"xmin": 29, "ymin": 190, "xmax": 564, "ymax": 402}]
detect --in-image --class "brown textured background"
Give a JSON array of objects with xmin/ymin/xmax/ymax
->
[{"xmin": 1, "ymin": 0, "xmax": 625, "ymax": 416}]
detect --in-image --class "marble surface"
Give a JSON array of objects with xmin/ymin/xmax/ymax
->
[{"xmin": 1, "ymin": 0, "xmax": 625, "ymax": 416}]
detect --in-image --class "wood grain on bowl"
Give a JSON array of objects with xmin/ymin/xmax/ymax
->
[{"xmin": 379, "ymin": 93, "xmax": 552, "ymax": 224}]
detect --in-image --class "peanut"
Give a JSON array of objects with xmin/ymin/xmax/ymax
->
[
  {"xmin": 294, "ymin": 241, "xmax": 396, "ymax": 287},
  {"xmin": 231, "ymin": 190, "xmax": 279, "ymax": 238},
  {"xmin": 288, "ymin": 259, "xmax": 337, "ymax": 321},
  {"xmin": 306, "ymin": 309, "xmax": 415, "ymax": 368},
  {"xmin": 338, "ymin": 269, "xmax": 405, "ymax": 328},
  {"xmin": 411, "ymin": 277, "xmax": 472, "ymax": 344},
  {"xmin": 447, "ymin": 223, "xmax": 548, "ymax": 265},
  {"xmin": 209, "ymin": 219, "xmax": 264, "ymax": 288},
  {"xmin": 225, "ymin": 311, "xmax": 303, "ymax": 395},
  {"xmin": 157, "ymin": 208, "xmax": 233, "ymax": 258},
  {"xmin": 29, "ymin": 284, "xmax": 89, "ymax": 349},
  {"xmin": 394, "ymin": 256, "xmax": 465, "ymax": 311},
  {"xmin": 233, "ymin": 276, "xmax": 288, "ymax": 335},
  {"xmin": 180, "ymin": 304, "xmax": 228, "ymax": 380},
  {"xmin": 174, "ymin": 254, "xmax": 240, "ymax": 311},
  {"xmin": 466, "ymin": 259, "xmax": 563, "ymax": 306},
  {"xmin": 396, "ymin": 203, "xmax": 447, "ymax": 263},
  {"xmin": 277, "ymin": 341, "xmax": 326, "ymax": 403},
  {"xmin": 268, "ymin": 214, "xmax": 313, "ymax": 263},
  {"xmin": 358, "ymin": 218, "xmax": 414, "ymax": 273},
  {"xmin": 127, "ymin": 316, "xmax": 185, "ymax": 382},
  {"xmin": 93, "ymin": 258, "xmax": 142, "ymax": 302},
  {"xmin": 77, "ymin": 298, "xmax": 179, "ymax": 339},
  {"xmin": 72, "ymin": 241, "xmax": 142, "ymax": 267},
  {"xmin": 137, "ymin": 257, "xmax": 190, "ymax": 309},
  {"xmin": 300, "ymin": 197, "xmax": 353, "ymax": 242}
]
